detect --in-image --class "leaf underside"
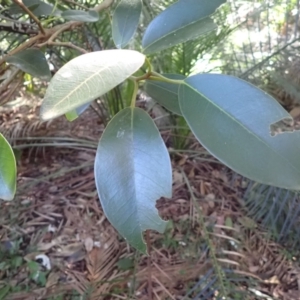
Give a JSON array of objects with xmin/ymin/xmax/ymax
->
[
  {"xmin": 94, "ymin": 107, "xmax": 172, "ymax": 253},
  {"xmin": 40, "ymin": 50, "xmax": 145, "ymax": 120},
  {"xmin": 179, "ymin": 74, "xmax": 300, "ymax": 190}
]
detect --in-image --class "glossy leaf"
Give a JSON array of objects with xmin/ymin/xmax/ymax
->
[
  {"xmin": 142, "ymin": 0, "xmax": 226, "ymax": 54},
  {"xmin": 0, "ymin": 134, "xmax": 16, "ymax": 201},
  {"xmin": 9, "ymin": 0, "xmax": 60, "ymax": 16},
  {"xmin": 65, "ymin": 102, "xmax": 91, "ymax": 122},
  {"xmin": 179, "ymin": 74, "xmax": 300, "ymax": 190},
  {"xmin": 112, "ymin": 0, "xmax": 142, "ymax": 48},
  {"xmin": 144, "ymin": 74, "xmax": 185, "ymax": 115},
  {"xmin": 40, "ymin": 50, "xmax": 145, "ymax": 120},
  {"xmin": 5, "ymin": 49, "xmax": 51, "ymax": 81},
  {"xmin": 94, "ymin": 107, "xmax": 172, "ymax": 253},
  {"xmin": 61, "ymin": 10, "xmax": 99, "ymax": 22}
]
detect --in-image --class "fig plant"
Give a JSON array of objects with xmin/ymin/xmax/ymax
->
[{"xmin": 2, "ymin": 0, "xmax": 300, "ymax": 253}]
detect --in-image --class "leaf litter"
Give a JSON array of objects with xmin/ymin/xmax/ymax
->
[{"xmin": 0, "ymin": 98, "xmax": 300, "ymax": 299}]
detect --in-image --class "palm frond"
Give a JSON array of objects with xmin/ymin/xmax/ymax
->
[{"xmin": 241, "ymin": 179, "xmax": 300, "ymax": 249}]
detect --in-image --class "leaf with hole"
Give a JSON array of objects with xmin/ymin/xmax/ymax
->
[
  {"xmin": 142, "ymin": 0, "xmax": 225, "ymax": 54},
  {"xmin": 5, "ymin": 49, "xmax": 51, "ymax": 81},
  {"xmin": 40, "ymin": 50, "xmax": 145, "ymax": 120},
  {"xmin": 144, "ymin": 74, "xmax": 185, "ymax": 115},
  {"xmin": 179, "ymin": 74, "xmax": 300, "ymax": 190},
  {"xmin": 61, "ymin": 9, "xmax": 99, "ymax": 22},
  {"xmin": 94, "ymin": 107, "xmax": 172, "ymax": 253},
  {"xmin": 0, "ymin": 133, "xmax": 16, "ymax": 201},
  {"xmin": 112, "ymin": 0, "xmax": 142, "ymax": 48}
]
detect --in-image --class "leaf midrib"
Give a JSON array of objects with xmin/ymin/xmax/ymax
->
[
  {"xmin": 143, "ymin": 15, "xmax": 214, "ymax": 52},
  {"xmin": 182, "ymin": 82, "xmax": 300, "ymax": 178}
]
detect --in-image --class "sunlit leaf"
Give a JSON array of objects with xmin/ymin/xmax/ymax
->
[
  {"xmin": 0, "ymin": 134, "xmax": 16, "ymax": 201},
  {"xmin": 40, "ymin": 50, "xmax": 145, "ymax": 120},
  {"xmin": 65, "ymin": 102, "xmax": 91, "ymax": 122},
  {"xmin": 142, "ymin": 0, "xmax": 226, "ymax": 54},
  {"xmin": 112, "ymin": 0, "xmax": 142, "ymax": 48},
  {"xmin": 94, "ymin": 107, "xmax": 172, "ymax": 253},
  {"xmin": 61, "ymin": 10, "xmax": 99, "ymax": 22},
  {"xmin": 179, "ymin": 74, "xmax": 300, "ymax": 190},
  {"xmin": 5, "ymin": 49, "xmax": 51, "ymax": 81},
  {"xmin": 144, "ymin": 74, "xmax": 185, "ymax": 115}
]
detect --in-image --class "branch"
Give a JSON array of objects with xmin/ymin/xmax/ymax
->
[
  {"xmin": 94, "ymin": 0, "xmax": 114, "ymax": 12},
  {"xmin": 0, "ymin": 0, "xmax": 114, "ymax": 66},
  {"xmin": 45, "ymin": 41, "xmax": 88, "ymax": 54},
  {"xmin": 12, "ymin": 0, "xmax": 45, "ymax": 35},
  {"xmin": 0, "ymin": 66, "xmax": 21, "ymax": 98}
]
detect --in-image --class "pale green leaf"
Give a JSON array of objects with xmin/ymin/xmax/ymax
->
[
  {"xmin": 112, "ymin": 0, "xmax": 142, "ymax": 48},
  {"xmin": 0, "ymin": 134, "xmax": 16, "ymax": 201},
  {"xmin": 5, "ymin": 49, "xmax": 51, "ymax": 81},
  {"xmin": 61, "ymin": 10, "xmax": 99, "ymax": 22},
  {"xmin": 40, "ymin": 50, "xmax": 145, "ymax": 120},
  {"xmin": 142, "ymin": 0, "xmax": 226, "ymax": 54},
  {"xmin": 179, "ymin": 74, "xmax": 300, "ymax": 190},
  {"xmin": 144, "ymin": 74, "xmax": 185, "ymax": 115},
  {"xmin": 94, "ymin": 107, "xmax": 172, "ymax": 253},
  {"xmin": 65, "ymin": 102, "xmax": 91, "ymax": 121}
]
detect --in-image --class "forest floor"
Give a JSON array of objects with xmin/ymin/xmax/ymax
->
[{"xmin": 0, "ymin": 94, "xmax": 300, "ymax": 300}]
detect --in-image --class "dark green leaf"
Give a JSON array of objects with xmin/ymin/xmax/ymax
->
[
  {"xmin": 142, "ymin": 0, "xmax": 226, "ymax": 54},
  {"xmin": 117, "ymin": 258, "xmax": 134, "ymax": 270},
  {"xmin": 40, "ymin": 50, "xmax": 145, "ymax": 120},
  {"xmin": 27, "ymin": 261, "xmax": 39, "ymax": 273},
  {"xmin": 0, "ymin": 285, "xmax": 10, "ymax": 300},
  {"xmin": 0, "ymin": 134, "xmax": 16, "ymax": 201},
  {"xmin": 94, "ymin": 107, "xmax": 172, "ymax": 253},
  {"xmin": 5, "ymin": 49, "xmax": 51, "ymax": 81},
  {"xmin": 112, "ymin": 0, "xmax": 142, "ymax": 48},
  {"xmin": 179, "ymin": 74, "xmax": 300, "ymax": 190},
  {"xmin": 61, "ymin": 10, "xmax": 99, "ymax": 22},
  {"xmin": 9, "ymin": 0, "xmax": 60, "ymax": 17},
  {"xmin": 11, "ymin": 256, "xmax": 23, "ymax": 268},
  {"xmin": 144, "ymin": 74, "xmax": 185, "ymax": 115}
]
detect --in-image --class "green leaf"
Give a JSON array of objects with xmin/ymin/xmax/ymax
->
[
  {"xmin": 9, "ymin": 0, "xmax": 60, "ymax": 17},
  {"xmin": 144, "ymin": 74, "xmax": 185, "ymax": 115},
  {"xmin": 65, "ymin": 102, "xmax": 91, "ymax": 122},
  {"xmin": 116, "ymin": 258, "xmax": 134, "ymax": 271},
  {"xmin": 5, "ymin": 49, "xmax": 51, "ymax": 81},
  {"xmin": 0, "ymin": 285, "xmax": 10, "ymax": 300},
  {"xmin": 179, "ymin": 74, "xmax": 300, "ymax": 190},
  {"xmin": 94, "ymin": 107, "xmax": 172, "ymax": 253},
  {"xmin": 61, "ymin": 10, "xmax": 99, "ymax": 22},
  {"xmin": 0, "ymin": 134, "xmax": 16, "ymax": 201},
  {"xmin": 142, "ymin": 0, "xmax": 226, "ymax": 54},
  {"xmin": 40, "ymin": 50, "xmax": 145, "ymax": 120},
  {"xmin": 112, "ymin": 0, "xmax": 142, "ymax": 48}
]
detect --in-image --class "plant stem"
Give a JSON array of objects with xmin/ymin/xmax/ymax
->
[
  {"xmin": 130, "ymin": 80, "xmax": 138, "ymax": 108},
  {"xmin": 12, "ymin": 0, "xmax": 45, "ymax": 35},
  {"xmin": 149, "ymin": 71, "xmax": 184, "ymax": 84}
]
